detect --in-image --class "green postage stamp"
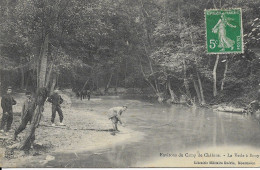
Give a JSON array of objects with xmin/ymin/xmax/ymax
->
[{"xmin": 205, "ymin": 8, "xmax": 243, "ymax": 54}]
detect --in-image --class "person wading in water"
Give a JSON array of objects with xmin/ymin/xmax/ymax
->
[{"xmin": 106, "ymin": 106, "xmax": 127, "ymax": 132}]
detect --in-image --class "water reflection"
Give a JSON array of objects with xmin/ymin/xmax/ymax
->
[{"xmin": 44, "ymin": 97, "xmax": 260, "ymax": 167}]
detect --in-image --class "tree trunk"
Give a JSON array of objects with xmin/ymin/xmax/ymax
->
[
  {"xmin": 45, "ymin": 62, "xmax": 53, "ymax": 88},
  {"xmin": 96, "ymin": 76, "xmax": 99, "ymax": 90},
  {"xmin": 125, "ymin": 60, "xmax": 127, "ymax": 88},
  {"xmin": 213, "ymin": 55, "xmax": 219, "ymax": 97},
  {"xmin": 20, "ymin": 106, "xmax": 40, "ymax": 151},
  {"xmin": 92, "ymin": 78, "xmax": 95, "ymax": 91},
  {"xmin": 167, "ymin": 80, "xmax": 177, "ymax": 103},
  {"xmin": 20, "ymin": 88, "xmax": 48, "ymax": 151},
  {"xmin": 36, "ymin": 61, "xmax": 39, "ymax": 88},
  {"xmin": 25, "ymin": 72, "xmax": 30, "ymax": 90},
  {"xmin": 183, "ymin": 59, "xmax": 191, "ymax": 98},
  {"xmin": 39, "ymin": 34, "xmax": 49, "ymax": 88},
  {"xmin": 138, "ymin": 2, "xmax": 160, "ymax": 97},
  {"xmin": 56, "ymin": 74, "xmax": 59, "ymax": 88},
  {"xmin": 50, "ymin": 73, "xmax": 57, "ymax": 95},
  {"xmin": 104, "ymin": 73, "xmax": 113, "ymax": 93},
  {"xmin": 20, "ymin": 68, "xmax": 25, "ymax": 89},
  {"xmin": 81, "ymin": 79, "xmax": 90, "ymax": 91},
  {"xmin": 221, "ymin": 57, "xmax": 228, "ymax": 91},
  {"xmin": 197, "ymin": 71, "xmax": 205, "ymax": 105},
  {"xmin": 141, "ymin": 40, "xmax": 160, "ymax": 94},
  {"xmin": 0, "ymin": 70, "xmax": 2, "ymax": 96},
  {"xmin": 138, "ymin": 58, "xmax": 157, "ymax": 94},
  {"xmin": 115, "ymin": 71, "xmax": 118, "ymax": 94},
  {"xmin": 138, "ymin": 58, "xmax": 162, "ymax": 102},
  {"xmin": 192, "ymin": 74, "xmax": 201, "ymax": 104},
  {"xmin": 187, "ymin": 11, "xmax": 205, "ymax": 104}
]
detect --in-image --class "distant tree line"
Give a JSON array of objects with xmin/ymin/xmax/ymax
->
[{"xmin": 0, "ymin": 0, "xmax": 260, "ymax": 105}]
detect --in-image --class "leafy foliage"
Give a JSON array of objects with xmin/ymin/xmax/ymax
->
[{"xmin": 1, "ymin": 0, "xmax": 260, "ymax": 104}]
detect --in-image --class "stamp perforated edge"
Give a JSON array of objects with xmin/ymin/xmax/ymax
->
[{"xmin": 204, "ymin": 8, "xmax": 244, "ymax": 55}]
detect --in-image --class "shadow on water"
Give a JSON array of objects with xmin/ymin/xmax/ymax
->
[
  {"xmin": 40, "ymin": 124, "xmax": 116, "ymax": 132},
  {"xmin": 78, "ymin": 129, "xmax": 114, "ymax": 132},
  {"xmin": 42, "ymin": 96, "xmax": 260, "ymax": 168}
]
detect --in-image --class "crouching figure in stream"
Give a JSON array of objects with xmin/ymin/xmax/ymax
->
[{"xmin": 106, "ymin": 106, "xmax": 127, "ymax": 132}]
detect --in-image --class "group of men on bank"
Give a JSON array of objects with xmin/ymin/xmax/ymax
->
[
  {"xmin": 1, "ymin": 86, "xmax": 127, "ymax": 141},
  {"xmin": 0, "ymin": 87, "xmax": 65, "ymax": 140},
  {"xmin": 75, "ymin": 89, "xmax": 91, "ymax": 101}
]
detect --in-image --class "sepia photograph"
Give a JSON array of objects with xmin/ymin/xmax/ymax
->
[{"xmin": 0, "ymin": 0, "xmax": 260, "ymax": 168}]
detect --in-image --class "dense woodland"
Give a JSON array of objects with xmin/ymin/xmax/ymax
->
[{"xmin": 0, "ymin": 0, "xmax": 260, "ymax": 105}]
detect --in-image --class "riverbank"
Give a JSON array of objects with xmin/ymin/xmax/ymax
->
[
  {"xmin": 0, "ymin": 88, "xmax": 258, "ymax": 168},
  {"xmin": 0, "ymin": 92, "xmax": 144, "ymax": 167},
  {"xmin": 90, "ymin": 86, "xmax": 256, "ymax": 110}
]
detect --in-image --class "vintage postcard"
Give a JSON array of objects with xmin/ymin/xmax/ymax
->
[{"xmin": 0, "ymin": 0, "xmax": 260, "ymax": 168}]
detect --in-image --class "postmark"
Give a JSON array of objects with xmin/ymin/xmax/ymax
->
[{"xmin": 205, "ymin": 8, "xmax": 244, "ymax": 54}]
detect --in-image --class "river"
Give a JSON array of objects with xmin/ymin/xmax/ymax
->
[{"xmin": 43, "ymin": 96, "xmax": 260, "ymax": 167}]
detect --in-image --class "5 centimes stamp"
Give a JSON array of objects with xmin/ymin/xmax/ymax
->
[{"xmin": 205, "ymin": 8, "xmax": 244, "ymax": 54}]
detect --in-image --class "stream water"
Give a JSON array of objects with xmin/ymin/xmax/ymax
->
[{"xmin": 42, "ymin": 96, "xmax": 260, "ymax": 167}]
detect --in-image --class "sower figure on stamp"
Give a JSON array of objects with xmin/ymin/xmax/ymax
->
[
  {"xmin": 107, "ymin": 106, "xmax": 127, "ymax": 132},
  {"xmin": 0, "ymin": 86, "xmax": 16, "ymax": 134},
  {"xmin": 13, "ymin": 91, "xmax": 36, "ymax": 141},
  {"xmin": 212, "ymin": 13, "xmax": 236, "ymax": 51},
  {"xmin": 47, "ymin": 88, "xmax": 64, "ymax": 126}
]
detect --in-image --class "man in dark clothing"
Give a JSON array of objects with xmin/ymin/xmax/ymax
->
[
  {"xmin": 21, "ymin": 91, "xmax": 36, "ymax": 124},
  {"xmin": 13, "ymin": 91, "xmax": 36, "ymax": 140},
  {"xmin": 0, "ymin": 87, "xmax": 16, "ymax": 133},
  {"xmin": 80, "ymin": 90, "xmax": 87, "ymax": 100},
  {"xmin": 47, "ymin": 89, "xmax": 64, "ymax": 126}
]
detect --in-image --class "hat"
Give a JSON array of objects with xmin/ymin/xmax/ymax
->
[{"xmin": 7, "ymin": 86, "xmax": 12, "ymax": 90}]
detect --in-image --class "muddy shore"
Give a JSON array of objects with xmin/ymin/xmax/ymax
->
[{"xmin": 0, "ymin": 92, "xmax": 144, "ymax": 167}]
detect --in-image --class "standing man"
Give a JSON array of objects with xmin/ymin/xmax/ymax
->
[
  {"xmin": 47, "ymin": 88, "xmax": 64, "ymax": 126},
  {"xmin": 107, "ymin": 106, "xmax": 127, "ymax": 132},
  {"xmin": 13, "ymin": 91, "xmax": 36, "ymax": 141},
  {"xmin": 0, "ymin": 86, "xmax": 16, "ymax": 133}
]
